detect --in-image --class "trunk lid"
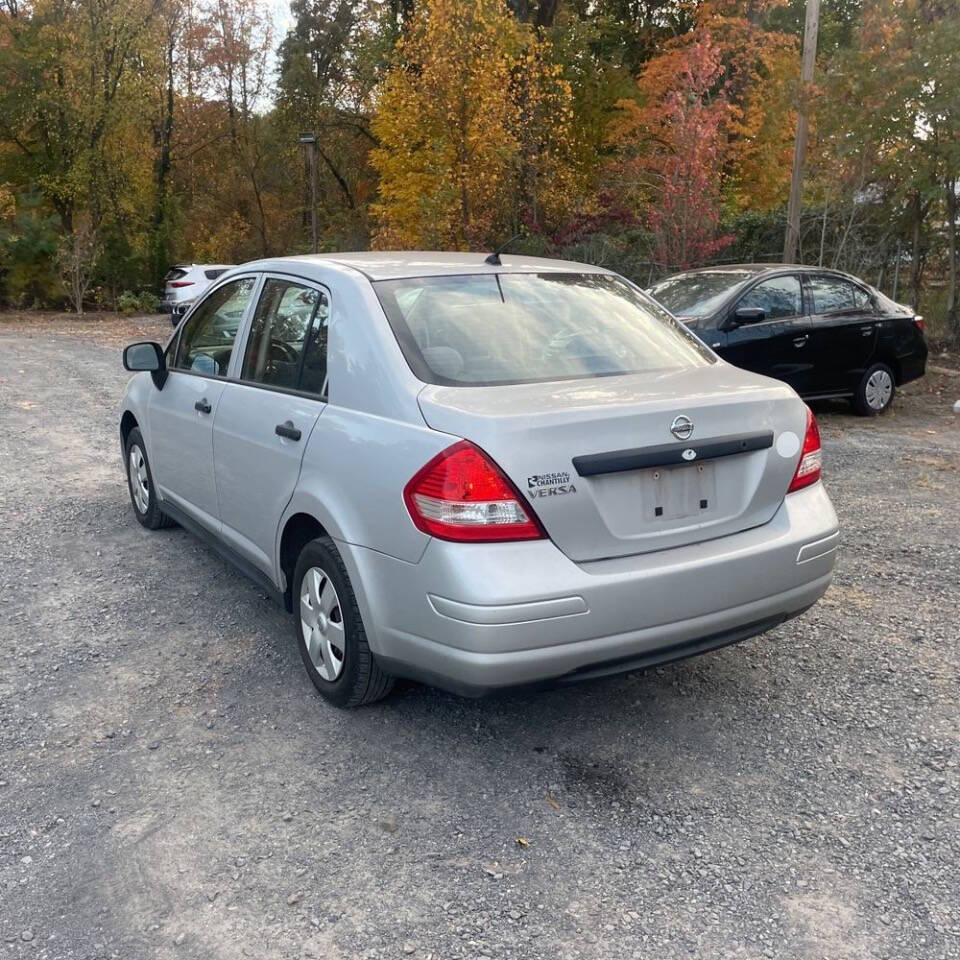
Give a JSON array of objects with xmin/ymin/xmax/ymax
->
[{"xmin": 417, "ymin": 364, "xmax": 808, "ymax": 562}]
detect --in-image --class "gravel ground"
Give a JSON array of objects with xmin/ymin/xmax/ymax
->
[{"xmin": 1, "ymin": 315, "xmax": 958, "ymax": 960}]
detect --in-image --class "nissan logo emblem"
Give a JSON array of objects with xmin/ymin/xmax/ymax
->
[{"xmin": 670, "ymin": 415, "xmax": 694, "ymax": 441}]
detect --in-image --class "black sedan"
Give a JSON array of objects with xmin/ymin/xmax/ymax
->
[{"xmin": 649, "ymin": 265, "xmax": 927, "ymax": 415}]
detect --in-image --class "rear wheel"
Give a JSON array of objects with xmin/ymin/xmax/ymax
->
[
  {"xmin": 854, "ymin": 362, "xmax": 895, "ymax": 416},
  {"xmin": 293, "ymin": 537, "xmax": 394, "ymax": 707},
  {"xmin": 124, "ymin": 427, "xmax": 173, "ymax": 530}
]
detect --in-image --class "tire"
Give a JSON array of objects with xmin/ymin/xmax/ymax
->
[
  {"xmin": 853, "ymin": 362, "xmax": 896, "ymax": 416},
  {"xmin": 124, "ymin": 427, "xmax": 174, "ymax": 530},
  {"xmin": 293, "ymin": 537, "xmax": 394, "ymax": 707}
]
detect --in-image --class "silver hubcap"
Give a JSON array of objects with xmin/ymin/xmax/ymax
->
[
  {"xmin": 865, "ymin": 368, "xmax": 893, "ymax": 410},
  {"xmin": 300, "ymin": 567, "xmax": 345, "ymax": 681},
  {"xmin": 129, "ymin": 445, "xmax": 149, "ymax": 513}
]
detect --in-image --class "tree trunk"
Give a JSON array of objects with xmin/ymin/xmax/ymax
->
[
  {"xmin": 946, "ymin": 177, "xmax": 958, "ymax": 339},
  {"xmin": 909, "ymin": 190, "xmax": 924, "ymax": 311},
  {"xmin": 151, "ymin": 19, "xmax": 176, "ymax": 285}
]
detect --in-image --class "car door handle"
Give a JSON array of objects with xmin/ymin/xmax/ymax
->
[
  {"xmin": 275, "ymin": 420, "xmax": 301, "ymax": 441},
  {"xmin": 860, "ymin": 325, "xmax": 874, "ymax": 335},
  {"xmin": 793, "ymin": 335, "xmax": 809, "ymax": 347},
  {"xmin": 194, "ymin": 398, "xmax": 212, "ymax": 414}
]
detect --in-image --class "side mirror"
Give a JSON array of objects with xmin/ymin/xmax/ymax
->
[
  {"xmin": 732, "ymin": 306, "xmax": 766, "ymax": 325},
  {"xmin": 123, "ymin": 341, "xmax": 167, "ymax": 389}
]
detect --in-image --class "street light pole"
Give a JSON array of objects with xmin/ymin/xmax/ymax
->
[
  {"xmin": 298, "ymin": 132, "xmax": 318, "ymax": 255},
  {"xmin": 783, "ymin": 0, "xmax": 821, "ymax": 265}
]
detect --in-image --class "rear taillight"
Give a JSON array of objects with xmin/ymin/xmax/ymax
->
[
  {"xmin": 169, "ymin": 280, "xmax": 195, "ymax": 288},
  {"xmin": 787, "ymin": 407, "xmax": 822, "ymax": 493},
  {"xmin": 403, "ymin": 441, "xmax": 545, "ymax": 542},
  {"xmin": 913, "ymin": 315, "xmax": 925, "ymax": 332}
]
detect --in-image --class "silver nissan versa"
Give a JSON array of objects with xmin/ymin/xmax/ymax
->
[{"xmin": 119, "ymin": 253, "xmax": 839, "ymax": 707}]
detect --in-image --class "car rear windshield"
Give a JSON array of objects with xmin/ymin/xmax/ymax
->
[
  {"xmin": 650, "ymin": 270, "xmax": 756, "ymax": 318},
  {"xmin": 374, "ymin": 272, "xmax": 714, "ymax": 387},
  {"xmin": 164, "ymin": 267, "xmax": 188, "ymax": 282}
]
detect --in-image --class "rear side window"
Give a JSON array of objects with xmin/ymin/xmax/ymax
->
[
  {"xmin": 737, "ymin": 276, "xmax": 802, "ymax": 320},
  {"xmin": 173, "ymin": 277, "xmax": 256, "ymax": 375},
  {"xmin": 375, "ymin": 272, "xmax": 714, "ymax": 387},
  {"xmin": 240, "ymin": 279, "xmax": 329, "ymax": 394},
  {"xmin": 204, "ymin": 268, "xmax": 227, "ymax": 280},
  {"xmin": 810, "ymin": 276, "xmax": 868, "ymax": 314}
]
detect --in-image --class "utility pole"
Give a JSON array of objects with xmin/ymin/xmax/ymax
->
[
  {"xmin": 783, "ymin": 0, "xmax": 821, "ymax": 265},
  {"xmin": 298, "ymin": 132, "xmax": 319, "ymax": 254}
]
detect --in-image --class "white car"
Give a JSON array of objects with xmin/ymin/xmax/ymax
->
[{"xmin": 161, "ymin": 264, "xmax": 234, "ymax": 319}]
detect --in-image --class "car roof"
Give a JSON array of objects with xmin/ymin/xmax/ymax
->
[
  {"xmin": 657, "ymin": 263, "xmax": 861, "ymax": 281},
  {"xmin": 239, "ymin": 251, "xmax": 616, "ymax": 282}
]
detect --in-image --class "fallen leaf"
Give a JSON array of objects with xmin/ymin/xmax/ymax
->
[
  {"xmin": 546, "ymin": 793, "xmax": 561, "ymax": 810},
  {"xmin": 515, "ymin": 836, "xmax": 530, "ymax": 848}
]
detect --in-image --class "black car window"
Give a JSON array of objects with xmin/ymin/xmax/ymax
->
[
  {"xmin": 241, "ymin": 280, "xmax": 324, "ymax": 390},
  {"xmin": 810, "ymin": 276, "xmax": 863, "ymax": 314},
  {"xmin": 736, "ymin": 276, "xmax": 802, "ymax": 320},
  {"xmin": 173, "ymin": 277, "xmax": 256, "ymax": 375}
]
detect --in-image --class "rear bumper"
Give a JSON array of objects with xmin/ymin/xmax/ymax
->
[
  {"xmin": 341, "ymin": 483, "xmax": 838, "ymax": 696},
  {"xmin": 897, "ymin": 341, "xmax": 927, "ymax": 385}
]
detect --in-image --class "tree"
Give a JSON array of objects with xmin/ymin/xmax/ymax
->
[
  {"xmin": 55, "ymin": 220, "xmax": 100, "ymax": 314},
  {"xmin": 610, "ymin": 37, "xmax": 734, "ymax": 269},
  {"xmin": 275, "ymin": 0, "xmax": 382, "ymax": 248},
  {"xmin": 370, "ymin": 0, "xmax": 579, "ymax": 249},
  {"xmin": 810, "ymin": 0, "xmax": 960, "ymax": 323}
]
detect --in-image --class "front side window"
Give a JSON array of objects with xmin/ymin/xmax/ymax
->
[
  {"xmin": 375, "ymin": 272, "xmax": 714, "ymax": 387},
  {"xmin": 737, "ymin": 276, "xmax": 802, "ymax": 320},
  {"xmin": 173, "ymin": 277, "xmax": 256, "ymax": 375},
  {"xmin": 810, "ymin": 276, "xmax": 863, "ymax": 315},
  {"xmin": 241, "ymin": 279, "xmax": 327, "ymax": 390}
]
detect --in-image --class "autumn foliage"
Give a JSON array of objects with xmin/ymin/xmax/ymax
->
[
  {"xmin": 0, "ymin": 0, "xmax": 958, "ymax": 334},
  {"xmin": 370, "ymin": 0, "xmax": 579, "ymax": 249}
]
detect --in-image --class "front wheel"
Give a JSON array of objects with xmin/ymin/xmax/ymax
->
[
  {"xmin": 124, "ymin": 427, "xmax": 173, "ymax": 529},
  {"xmin": 293, "ymin": 537, "xmax": 394, "ymax": 707},
  {"xmin": 854, "ymin": 362, "xmax": 896, "ymax": 416}
]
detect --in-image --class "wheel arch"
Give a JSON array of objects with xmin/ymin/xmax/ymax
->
[
  {"xmin": 120, "ymin": 409, "xmax": 139, "ymax": 447},
  {"xmin": 878, "ymin": 354, "xmax": 903, "ymax": 385},
  {"xmin": 278, "ymin": 511, "xmax": 331, "ymax": 612}
]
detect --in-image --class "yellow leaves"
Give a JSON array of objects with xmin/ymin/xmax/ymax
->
[{"xmin": 370, "ymin": 0, "xmax": 581, "ymax": 249}]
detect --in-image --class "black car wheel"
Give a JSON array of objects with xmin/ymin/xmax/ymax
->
[
  {"xmin": 854, "ymin": 362, "xmax": 895, "ymax": 416},
  {"xmin": 293, "ymin": 537, "xmax": 394, "ymax": 708},
  {"xmin": 124, "ymin": 427, "xmax": 174, "ymax": 529}
]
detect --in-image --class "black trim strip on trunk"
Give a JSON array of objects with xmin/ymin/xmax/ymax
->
[{"xmin": 572, "ymin": 430, "xmax": 774, "ymax": 477}]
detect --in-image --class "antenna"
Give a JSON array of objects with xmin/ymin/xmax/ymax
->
[{"xmin": 484, "ymin": 234, "xmax": 523, "ymax": 266}]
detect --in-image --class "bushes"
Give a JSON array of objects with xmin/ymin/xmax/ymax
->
[
  {"xmin": 116, "ymin": 290, "xmax": 160, "ymax": 315},
  {"xmin": 136, "ymin": 291, "xmax": 160, "ymax": 313}
]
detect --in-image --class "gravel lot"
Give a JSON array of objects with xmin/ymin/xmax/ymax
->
[{"xmin": 1, "ymin": 314, "xmax": 958, "ymax": 960}]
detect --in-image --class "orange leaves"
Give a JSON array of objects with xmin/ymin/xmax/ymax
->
[{"xmin": 606, "ymin": 0, "xmax": 800, "ymax": 261}]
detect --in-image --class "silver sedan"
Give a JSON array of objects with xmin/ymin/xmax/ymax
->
[{"xmin": 119, "ymin": 252, "xmax": 838, "ymax": 706}]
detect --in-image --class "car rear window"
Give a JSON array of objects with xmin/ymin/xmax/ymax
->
[
  {"xmin": 164, "ymin": 267, "xmax": 188, "ymax": 282},
  {"xmin": 650, "ymin": 270, "xmax": 755, "ymax": 317},
  {"xmin": 374, "ymin": 272, "xmax": 714, "ymax": 387}
]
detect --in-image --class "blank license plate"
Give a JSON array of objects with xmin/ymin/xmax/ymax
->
[{"xmin": 640, "ymin": 461, "xmax": 716, "ymax": 521}]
